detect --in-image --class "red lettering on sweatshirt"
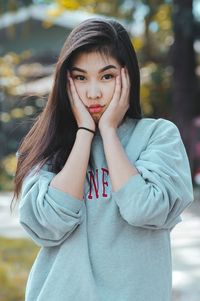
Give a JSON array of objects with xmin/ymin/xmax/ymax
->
[
  {"xmin": 87, "ymin": 168, "xmax": 109, "ymax": 200},
  {"xmin": 102, "ymin": 168, "xmax": 109, "ymax": 197}
]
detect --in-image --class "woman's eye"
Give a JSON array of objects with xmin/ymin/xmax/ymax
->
[
  {"xmin": 74, "ymin": 75, "xmax": 85, "ymax": 81},
  {"xmin": 102, "ymin": 74, "xmax": 113, "ymax": 80}
]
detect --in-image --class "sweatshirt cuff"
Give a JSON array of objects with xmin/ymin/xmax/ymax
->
[
  {"xmin": 112, "ymin": 174, "xmax": 146, "ymax": 205},
  {"xmin": 47, "ymin": 186, "xmax": 83, "ymax": 213}
]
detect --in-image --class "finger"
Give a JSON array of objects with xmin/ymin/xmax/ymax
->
[
  {"xmin": 120, "ymin": 67, "xmax": 129, "ymax": 105},
  {"xmin": 122, "ymin": 68, "xmax": 129, "ymax": 90},
  {"xmin": 111, "ymin": 74, "xmax": 121, "ymax": 105},
  {"xmin": 68, "ymin": 76, "xmax": 81, "ymax": 106},
  {"xmin": 124, "ymin": 67, "xmax": 131, "ymax": 101},
  {"xmin": 124, "ymin": 67, "xmax": 130, "ymax": 86},
  {"xmin": 66, "ymin": 77, "xmax": 74, "ymax": 106}
]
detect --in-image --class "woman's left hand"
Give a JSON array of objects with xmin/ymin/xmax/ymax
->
[{"xmin": 98, "ymin": 67, "xmax": 130, "ymax": 135}]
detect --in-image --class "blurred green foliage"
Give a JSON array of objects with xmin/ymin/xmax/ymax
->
[
  {"xmin": 0, "ymin": 0, "xmax": 33, "ymax": 14},
  {"xmin": 0, "ymin": 237, "xmax": 39, "ymax": 301},
  {"xmin": 0, "ymin": 154, "xmax": 17, "ymax": 191},
  {"xmin": 0, "ymin": 51, "xmax": 45, "ymax": 190}
]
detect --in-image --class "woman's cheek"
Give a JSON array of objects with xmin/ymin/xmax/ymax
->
[
  {"xmin": 74, "ymin": 83, "xmax": 85, "ymax": 102},
  {"xmin": 106, "ymin": 81, "xmax": 115, "ymax": 102}
]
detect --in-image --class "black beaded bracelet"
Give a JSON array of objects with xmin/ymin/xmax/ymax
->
[{"xmin": 78, "ymin": 127, "xmax": 95, "ymax": 134}]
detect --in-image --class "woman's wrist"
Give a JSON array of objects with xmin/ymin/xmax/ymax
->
[
  {"xmin": 76, "ymin": 128, "xmax": 95, "ymax": 141},
  {"xmin": 78, "ymin": 127, "xmax": 95, "ymax": 135},
  {"xmin": 99, "ymin": 126, "xmax": 116, "ymax": 138}
]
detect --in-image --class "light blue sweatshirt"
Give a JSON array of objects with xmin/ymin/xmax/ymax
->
[{"xmin": 19, "ymin": 117, "xmax": 193, "ymax": 301}]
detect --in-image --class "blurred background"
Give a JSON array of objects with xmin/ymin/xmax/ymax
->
[{"xmin": 0, "ymin": 0, "xmax": 200, "ymax": 300}]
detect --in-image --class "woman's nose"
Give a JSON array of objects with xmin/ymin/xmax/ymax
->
[{"xmin": 86, "ymin": 83, "xmax": 102, "ymax": 99}]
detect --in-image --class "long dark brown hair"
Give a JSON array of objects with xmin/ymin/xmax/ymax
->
[{"xmin": 13, "ymin": 17, "xmax": 142, "ymax": 203}]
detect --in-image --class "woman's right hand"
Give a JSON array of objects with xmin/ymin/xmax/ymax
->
[{"xmin": 67, "ymin": 72, "xmax": 96, "ymax": 132}]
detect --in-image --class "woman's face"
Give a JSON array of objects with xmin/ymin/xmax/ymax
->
[{"xmin": 69, "ymin": 51, "xmax": 122, "ymax": 123}]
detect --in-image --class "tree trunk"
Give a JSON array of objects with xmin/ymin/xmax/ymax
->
[{"xmin": 170, "ymin": 0, "xmax": 197, "ymax": 152}]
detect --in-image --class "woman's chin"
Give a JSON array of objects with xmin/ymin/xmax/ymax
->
[
  {"xmin": 93, "ymin": 117, "xmax": 100, "ymax": 124},
  {"xmin": 91, "ymin": 113, "xmax": 102, "ymax": 123}
]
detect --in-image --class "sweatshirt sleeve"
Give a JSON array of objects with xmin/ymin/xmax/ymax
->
[
  {"xmin": 19, "ymin": 166, "xmax": 84, "ymax": 247},
  {"xmin": 112, "ymin": 119, "xmax": 194, "ymax": 230}
]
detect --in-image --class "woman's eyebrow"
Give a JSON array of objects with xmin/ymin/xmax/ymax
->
[{"xmin": 70, "ymin": 65, "xmax": 117, "ymax": 73}]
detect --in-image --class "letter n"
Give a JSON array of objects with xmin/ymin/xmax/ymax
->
[{"xmin": 88, "ymin": 169, "xmax": 99, "ymax": 199}]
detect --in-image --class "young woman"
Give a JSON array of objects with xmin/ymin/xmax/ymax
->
[{"xmin": 14, "ymin": 18, "xmax": 193, "ymax": 301}]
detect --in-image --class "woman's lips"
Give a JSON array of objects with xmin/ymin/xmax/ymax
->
[{"xmin": 88, "ymin": 105, "xmax": 104, "ymax": 113}]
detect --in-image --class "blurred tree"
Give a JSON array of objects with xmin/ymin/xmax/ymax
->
[
  {"xmin": 170, "ymin": 0, "xmax": 197, "ymax": 149},
  {"xmin": 139, "ymin": 0, "xmax": 173, "ymax": 63},
  {"xmin": 45, "ymin": 0, "xmax": 136, "ymax": 24},
  {"xmin": 0, "ymin": 0, "xmax": 33, "ymax": 14},
  {"xmin": 132, "ymin": 1, "xmax": 174, "ymax": 118},
  {"xmin": 137, "ymin": 0, "xmax": 198, "ymax": 152}
]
